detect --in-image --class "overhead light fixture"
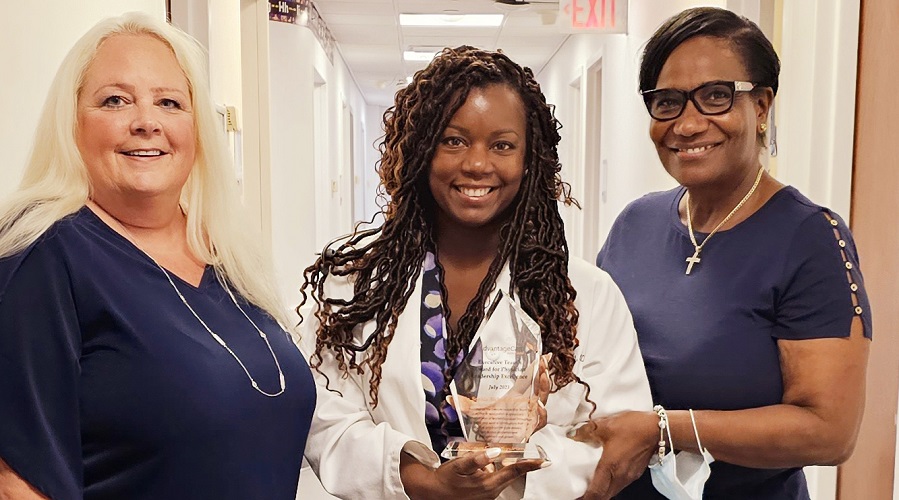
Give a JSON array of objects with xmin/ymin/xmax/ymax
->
[
  {"xmin": 403, "ymin": 50, "xmax": 438, "ymax": 62},
  {"xmin": 399, "ymin": 13, "xmax": 504, "ymax": 27}
]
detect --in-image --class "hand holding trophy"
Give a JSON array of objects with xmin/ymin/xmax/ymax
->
[{"xmin": 442, "ymin": 291, "xmax": 551, "ymax": 466}]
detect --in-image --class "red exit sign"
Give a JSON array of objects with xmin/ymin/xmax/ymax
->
[{"xmin": 559, "ymin": 0, "xmax": 628, "ymax": 33}]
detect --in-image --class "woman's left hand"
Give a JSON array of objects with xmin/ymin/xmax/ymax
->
[
  {"xmin": 400, "ymin": 448, "xmax": 546, "ymax": 500},
  {"xmin": 568, "ymin": 410, "xmax": 658, "ymax": 500}
]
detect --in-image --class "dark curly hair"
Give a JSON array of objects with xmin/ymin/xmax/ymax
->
[{"xmin": 298, "ymin": 45, "xmax": 588, "ymax": 409}]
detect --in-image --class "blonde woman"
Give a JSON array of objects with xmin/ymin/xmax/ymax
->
[{"xmin": 0, "ymin": 13, "xmax": 315, "ymax": 499}]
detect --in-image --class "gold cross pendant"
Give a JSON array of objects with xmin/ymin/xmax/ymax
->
[{"xmin": 685, "ymin": 249, "xmax": 701, "ymax": 275}]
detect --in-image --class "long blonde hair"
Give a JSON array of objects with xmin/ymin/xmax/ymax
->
[{"xmin": 0, "ymin": 12, "xmax": 290, "ymax": 329}]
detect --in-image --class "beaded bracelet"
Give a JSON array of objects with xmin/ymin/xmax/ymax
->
[{"xmin": 653, "ymin": 404, "xmax": 669, "ymax": 463}]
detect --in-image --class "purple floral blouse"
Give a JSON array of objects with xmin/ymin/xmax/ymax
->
[{"xmin": 420, "ymin": 252, "xmax": 465, "ymax": 453}]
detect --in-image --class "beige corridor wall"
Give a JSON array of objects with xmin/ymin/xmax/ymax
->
[
  {"xmin": 0, "ymin": 1, "xmax": 166, "ymax": 198},
  {"xmin": 838, "ymin": 0, "xmax": 899, "ymax": 497}
]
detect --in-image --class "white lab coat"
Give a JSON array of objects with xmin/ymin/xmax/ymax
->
[{"xmin": 302, "ymin": 256, "xmax": 652, "ymax": 499}]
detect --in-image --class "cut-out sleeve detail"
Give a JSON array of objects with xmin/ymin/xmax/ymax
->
[{"xmin": 822, "ymin": 211, "xmax": 869, "ymax": 326}]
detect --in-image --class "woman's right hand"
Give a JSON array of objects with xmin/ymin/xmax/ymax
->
[
  {"xmin": 568, "ymin": 411, "xmax": 658, "ymax": 500},
  {"xmin": 400, "ymin": 448, "xmax": 546, "ymax": 500}
]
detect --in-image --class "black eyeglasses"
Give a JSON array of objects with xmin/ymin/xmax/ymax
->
[{"xmin": 640, "ymin": 80, "xmax": 757, "ymax": 121}]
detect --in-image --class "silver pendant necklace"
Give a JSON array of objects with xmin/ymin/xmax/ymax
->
[
  {"xmin": 157, "ymin": 264, "xmax": 286, "ymax": 397},
  {"xmin": 97, "ymin": 204, "xmax": 286, "ymax": 397}
]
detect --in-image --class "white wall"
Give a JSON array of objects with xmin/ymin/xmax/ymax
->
[
  {"xmin": 207, "ymin": 0, "xmax": 245, "ymax": 187},
  {"xmin": 362, "ymin": 103, "xmax": 388, "ymax": 225},
  {"xmin": 169, "ymin": 0, "xmax": 245, "ymax": 188},
  {"xmin": 0, "ymin": 1, "xmax": 166, "ymax": 200},
  {"xmin": 266, "ymin": 21, "xmax": 370, "ymax": 311},
  {"xmin": 207, "ymin": 0, "xmax": 245, "ymax": 140},
  {"xmin": 267, "ymin": 23, "xmax": 318, "ymax": 309},
  {"xmin": 775, "ymin": 0, "xmax": 859, "ymax": 218}
]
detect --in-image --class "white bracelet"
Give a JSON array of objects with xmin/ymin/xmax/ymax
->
[
  {"xmin": 689, "ymin": 408, "xmax": 706, "ymax": 453},
  {"xmin": 653, "ymin": 404, "xmax": 669, "ymax": 462}
]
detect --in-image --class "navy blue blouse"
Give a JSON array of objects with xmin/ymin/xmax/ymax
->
[
  {"xmin": 598, "ymin": 186, "xmax": 871, "ymax": 500},
  {"xmin": 0, "ymin": 207, "xmax": 315, "ymax": 500}
]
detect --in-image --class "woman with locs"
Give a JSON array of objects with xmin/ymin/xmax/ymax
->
[{"xmin": 299, "ymin": 46, "xmax": 652, "ymax": 500}]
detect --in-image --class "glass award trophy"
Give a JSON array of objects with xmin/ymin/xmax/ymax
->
[{"xmin": 441, "ymin": 291, "xmax": 548, "ymax": 464}]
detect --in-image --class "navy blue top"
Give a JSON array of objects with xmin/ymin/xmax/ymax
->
[
  {"xmin": 598, "ymin": 186, "xmax": 871, "ymax": 500},
  {"xmin": 0, "ymin": 207, "xmax": 316, "ymax": 500}
]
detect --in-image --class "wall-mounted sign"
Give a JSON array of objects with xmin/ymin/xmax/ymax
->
[
  {"xmin": 558, "ymin": 0, "xmax": 628, "ymax": 34},
  {"xmin": 269, "ymin": 0, "xmax": 336, "ymax": 63},
  {"xmin": 269, "ymin": 1, "xmax": 297, "ymax": 24}
]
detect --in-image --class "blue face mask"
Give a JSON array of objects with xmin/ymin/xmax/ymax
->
[{"xmin": 648, "ymin": 409, "xmax": 714, "ymax": 500}]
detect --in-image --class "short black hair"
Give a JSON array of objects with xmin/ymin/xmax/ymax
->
[{"xmin": 639, "ymin": 7, "xmax": 780, "ymax": 95}]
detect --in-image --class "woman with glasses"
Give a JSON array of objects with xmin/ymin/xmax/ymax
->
[{"xmin": 569, "ymin": 7, "xmax": 871, "ymax": 500}]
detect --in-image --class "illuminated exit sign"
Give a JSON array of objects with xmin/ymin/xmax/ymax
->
[{"xmin": 559, "ymin": 0, "xmax": 628, "ymax": 33}]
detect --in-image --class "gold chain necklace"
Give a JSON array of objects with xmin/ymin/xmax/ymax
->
[
  {"xmin": 684, "ymin": 166, "xmax": 764, "ymax": 275},
  {"xmin": 93, "ymin": 204, "xmax": 286, "ymax": 397}
]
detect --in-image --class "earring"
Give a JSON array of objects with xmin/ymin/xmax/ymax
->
[{"xmin": 759, "ymin": 123, "xmax": 768, "ymax": 132}]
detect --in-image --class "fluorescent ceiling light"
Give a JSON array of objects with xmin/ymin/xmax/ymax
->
[
  {"xmin": 399, "ymin": 13, "xmax": 504, "ymax": 27},
  {"xmin": 403, "ymin": 50, "xmax": 438, "ymax": 62}
]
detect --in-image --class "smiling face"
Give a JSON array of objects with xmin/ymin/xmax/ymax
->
[
  {"xmin": 76, "ymin": 34, "xmax": 195, "ymax": 206},
  {"xmin": 649, "ymin": 36, "xmax": 771, "ymax": 189},
  {"xmin": 428, "ymin": 84, "xmax": 527, "ymax": 234}
]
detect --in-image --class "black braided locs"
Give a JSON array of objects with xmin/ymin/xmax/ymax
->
[{"xmin": 297, "ymin": 46, "xmax": 590, "ymax": 409}]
